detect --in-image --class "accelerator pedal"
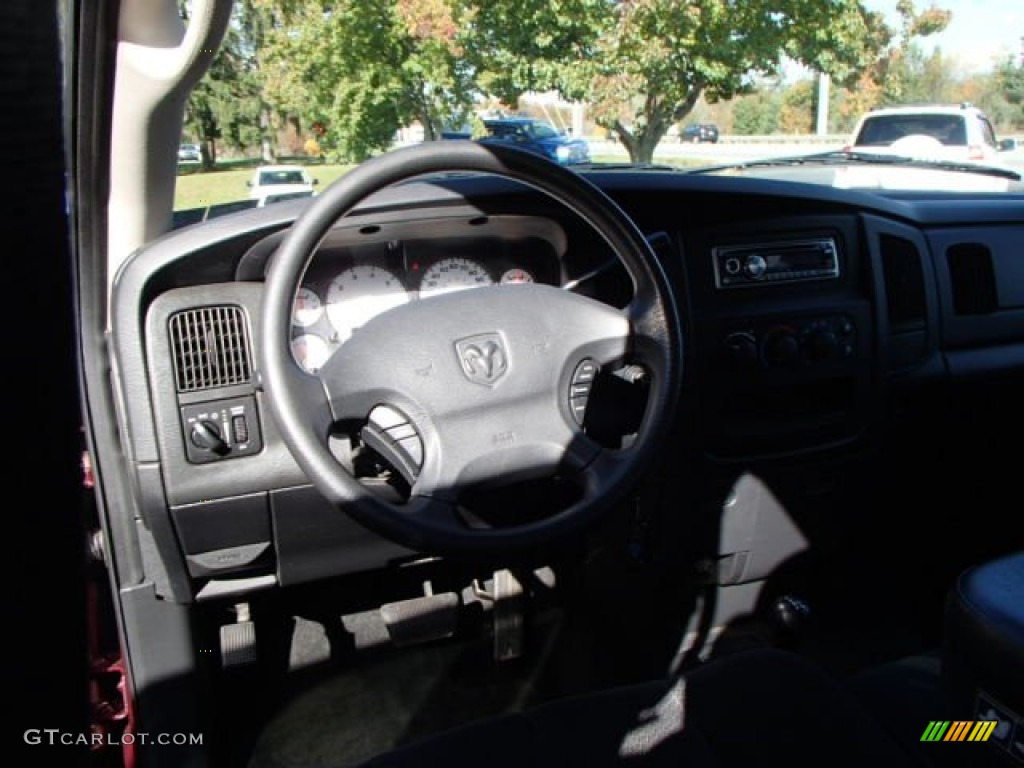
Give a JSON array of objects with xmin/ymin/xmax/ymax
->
[{"xmin": 220, "ymin": 602, "xmax": 258, "ymax": 668}]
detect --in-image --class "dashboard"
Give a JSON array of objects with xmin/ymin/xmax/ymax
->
[{"xmin": 110, "ymin": 170, "xmax": 1024, "ymax": 604}]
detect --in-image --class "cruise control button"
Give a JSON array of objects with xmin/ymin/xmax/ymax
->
[
  {"xmin": 572, "ymin": 359, "xmax": 598, "ymax": 384},
  {"xmin": 569, "ymin": 359, "xmax": 599, "ymax": 426}
]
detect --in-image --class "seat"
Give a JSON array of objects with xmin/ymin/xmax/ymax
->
[
  {"xmin": 943, "ymin": 551, "xmax": 1024, "ymax": 761},
  {"xmin": 355, "ymin": 648, "xmax": 917, "ymax": 767}
]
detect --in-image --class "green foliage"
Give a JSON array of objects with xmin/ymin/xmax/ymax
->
[
  {"xmin": 995, "ymin": 57, "xmax": 1024, "ymax": 127},
  {"xmin": 258, "ymin": 0, "xmax": 475, "ymax": 162},
  {"xmin": 464, "ymin": 0, "xmax": 931, "ymax": 162},
  {"xmin": 732, "ymin": 91, "xmax": 781, "ymax": 135},
  {"xmin": 183, "ymin": 2, "xmax": 262, "ymax": 167}
]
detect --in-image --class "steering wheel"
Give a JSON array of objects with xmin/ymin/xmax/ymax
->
[{"xmin": 261, "ymin": 141, "xmax": 682, "ymax": 554}]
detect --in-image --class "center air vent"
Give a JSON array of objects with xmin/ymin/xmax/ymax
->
[
  {"xmin": 947, "ymin": 243, "xmax": 997, "ymax": 316},
  {"xmin": 879, "ymin": 234, "xmax": 926, "ymax": 332},
  {"xmin": 169, "ymin": 306, "xmax": 252, "ymax": 392}
]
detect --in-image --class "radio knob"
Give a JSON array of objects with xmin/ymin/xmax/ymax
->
[
  {"xmin": 763, "ymin": 328, "xmax": 800, "ymax": 366},
  {"xmin": 744, "ymin": 254, "xmax": 767, "ymax": 279}
]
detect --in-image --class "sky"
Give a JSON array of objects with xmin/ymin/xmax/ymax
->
[{"xmin": 865, "ymin": 0, "xmax": 1023, "ymax": 73}]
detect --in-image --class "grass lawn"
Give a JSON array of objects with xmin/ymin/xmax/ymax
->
[{"xmin": 174, "ymin": 163, "xmax": 354, "ymax": 210}]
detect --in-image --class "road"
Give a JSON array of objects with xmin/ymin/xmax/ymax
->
[{"xmin": 589, "ymin": 139, "xmax": 1024, "ymax": 176}]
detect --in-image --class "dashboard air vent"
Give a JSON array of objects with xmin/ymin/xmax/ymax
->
[
  {"xmin": 169, "ymin": 306, "xmax": 252, "ymax": 392},
  {"xmin": 879, "ymin": 235, "xmax": 926, "ymax": 332},
  {"xmin": 947, "ymin": 243, "xmax": 997, "ymax": 316}
]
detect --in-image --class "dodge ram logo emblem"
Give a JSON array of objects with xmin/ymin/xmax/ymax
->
[{"xmin": 455, "ymin": 333, "xmax": 508, "ymax": 386}]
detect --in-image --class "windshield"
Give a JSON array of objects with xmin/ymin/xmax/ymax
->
[
  {"xmin": 855, "ymin": 114, "xmax": 968, "ymax": 146},
  {"xmin": 258, "ymin": 170, "xmax": 307, "ymax": 186},
  {"xmin": 173, "ymin": 0, "xmax": 1024, "ymax": 222}
]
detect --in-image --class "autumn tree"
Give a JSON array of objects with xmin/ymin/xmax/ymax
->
[
  {"xmin": 259, "ymin": 0, "xmax": 475, "ymax": 161},
  {"xmin": 466, "ymin": 0, "xmax": 895, "ymax": 162}
]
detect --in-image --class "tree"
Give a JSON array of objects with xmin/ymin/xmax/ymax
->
[
  {"xmin": 995, "ymin": 56, "xmax": 1024, "ymax": 127},
  {"xmin": 466, "ymin": 0, "xmax": 896, "ymax": 162},
  {"xmin": 732, "ymin": 90, "xmax": 781, "ymax": 135},
  {"xmin": 259, "ymin": 0, "xmax": 475, "ymax": 161},
  {"xmin": 181, "ymin": 2, "xmax": 262, "ymax": 168},
  {"xmin": 779, "ymin": 80, "xmax": 817, "ymax": 134}
]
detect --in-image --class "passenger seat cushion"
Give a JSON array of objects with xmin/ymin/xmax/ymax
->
[{"xmin": 944, "ymin": 551, "xmax": 1024, "ymax": 717}]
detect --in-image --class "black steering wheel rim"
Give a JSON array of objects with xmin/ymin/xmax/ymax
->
[{"xmin": 261, "ymin": 140, "xmax": 682, "ymax": 554}]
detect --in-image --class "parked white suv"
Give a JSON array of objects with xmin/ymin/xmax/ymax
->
[
  {"xmin": 849, "ymin": 104, "xmax": 1016, "ymax": 165},
  {"xmin": 247, "ymin": 164, "xmax": 318, "ymax": 206}
]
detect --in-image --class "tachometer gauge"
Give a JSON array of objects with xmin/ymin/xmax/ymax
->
[
  {"xmin": 500, "ymin": 268, "xmax": 534, "ymax": 285},
  {"xmin": 291, "ymin": 334, "xmax": 331, "ymax": 373},
  {"xmin": 419, "ymin": 257, "xmax": 493, "ymax": 298},
  {"xmin": 292, "ymin": 286, "xmax": 323, "ymax": 327},
  {"xmin": 325, "ymin": 264, "xmax": 410, "ymax": 342}
]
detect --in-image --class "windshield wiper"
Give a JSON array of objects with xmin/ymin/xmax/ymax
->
[
  {"xmin": 575, "ymin": 161, "xmax": 681, "ymax": 172},
  {"xmin": 688, "ymin": 149, "xmax": 1021, "ymax": 181}
]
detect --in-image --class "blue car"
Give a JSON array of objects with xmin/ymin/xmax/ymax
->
[{"xmin": 479, "ymin": 118, "xmax": 591, "ymax": 165}]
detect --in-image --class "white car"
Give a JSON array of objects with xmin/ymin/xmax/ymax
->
[
  {"xmin": 177, "ymin": 143, "xmax": 201, "ymax": 162},
  {"xmin": 247, "ymin": 164, "xmax": 318, "ymax": 205},
  {"xmin": 848, "ymin": 104, "xmax": 1016, "ymax": 165}
]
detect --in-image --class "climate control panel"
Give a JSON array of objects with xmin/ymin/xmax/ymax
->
[{"xmin": 722, "ymin": 314, "xmax": 857, "ymax": 371}]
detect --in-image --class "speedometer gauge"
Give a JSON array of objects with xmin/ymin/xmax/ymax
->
[
  {"xmin": 419, "ymin": 257, "xmax": 493, "ymax": 298},
  {"xmin": 326, "ymin": 264, "xmax": 410, "ymax": 343},
  {"xmin": 292, "ymin": 286, "xmax": 323, "ymax": 327},
  {"xmin": 291, "ymin": 334, "xmax": 330, "ymax": 373}
]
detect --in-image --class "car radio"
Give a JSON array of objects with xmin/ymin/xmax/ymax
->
[{"xmin": 713, "ymin": 237, "xmax": 840, "ymax": 288}]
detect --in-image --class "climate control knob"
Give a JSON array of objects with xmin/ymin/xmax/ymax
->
[
  {"xmin": 723, "ymin": 332, "xmax": 758, "ymax": 369},
  {"xmin": 807, "ymin": 331, "xmax": 839, "ymax": 362},
  {"xmin": 762, "ymin": 328, "xmax": 800, "ymax": 366}
]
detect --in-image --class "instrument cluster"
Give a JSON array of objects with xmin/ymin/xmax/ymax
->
[{"xmin": 290, "ymin": 243, "xmax": 554, "ymax": 373}]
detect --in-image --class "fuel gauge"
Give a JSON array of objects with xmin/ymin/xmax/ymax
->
[{"xmin": 291, "ymin": 334, "xmax": 331, "ymax": 373}]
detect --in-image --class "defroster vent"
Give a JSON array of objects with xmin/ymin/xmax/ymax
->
[{"xmin": 169, "ymin": 306, "xmax": 252, "ymax": 392}]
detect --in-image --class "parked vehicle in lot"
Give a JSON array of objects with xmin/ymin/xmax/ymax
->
[
  {"xmin": 848, "ymin": 104, "xmax": 1016, "ymax": 164},
  {"xmin": 679, "ymin": 123, "xmax": 719, "ymax": 143},
  {"xmin": 478, "ymin": 117, "xmax": 591, "ymax": 165},
  {"xmin": 19, "ymin": 1, "xmax": 1024, "ymax": 767},
  {"xmin": 177, "ymin": 143, "xmax": 201, "ymax": 162},
  {"xmin": 247, "ymin": 164, "xmax": 318, "ymax": 204}
]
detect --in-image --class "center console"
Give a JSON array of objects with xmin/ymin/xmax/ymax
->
[{"xmin": 684, "ymin": 215, "xmax": 874, "ymax": 459}]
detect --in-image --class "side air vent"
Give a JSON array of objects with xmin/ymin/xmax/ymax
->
[
  {"xmin": 169, "ymin": 306, "xmax": 252, "ymax": 392},
  {"xmin": 947, "ymin": 243, "xmax": 997, "ymax": 316},
  {"xmin": 879, "ymin": 235, "xmax": 926, "ymax": 332}
]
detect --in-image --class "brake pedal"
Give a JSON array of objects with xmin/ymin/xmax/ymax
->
[{"xmin": 380, "ymin": 583, "xmax": 459, "ymax": 647}]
